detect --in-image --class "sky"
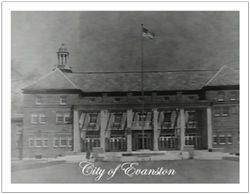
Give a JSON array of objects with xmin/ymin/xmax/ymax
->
[{"xmin": 11, "ymin": 11, "xmax": 239, "ymax": 85}]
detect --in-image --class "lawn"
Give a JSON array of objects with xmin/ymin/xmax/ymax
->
[{"xmin": 11, "ymin": 160, "xmax": 239, "ymax": 183}]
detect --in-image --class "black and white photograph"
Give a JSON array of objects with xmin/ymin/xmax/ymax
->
[{"xmin": 2, "ymin": 1, "xmax": 248, "ymax": 193}]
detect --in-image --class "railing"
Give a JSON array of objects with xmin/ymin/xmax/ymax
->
[
  {"xmin": 132, "ymin": 121, "xmax": 152, "ymax": 128},
  {"xmin": 186, "ymin": 121, "xmax": 198, "ymax": 129},
  {"xmin": 185, "ymin": 134, "xmax": 200, "ymax": 149},
  {"xmin": 84, "ymin": 138, "xmax": 100, "ymax": 151},
  {"xmin": 109, "ymin": 137, "xmax": 126, "ymax": 151},
  {"xmin": 161, "ymin": 122, "xmax": 174, "ymax": 129},
  {"xmin": 159, "ymin": 135, "xmax": 178, "ymax": 150}
]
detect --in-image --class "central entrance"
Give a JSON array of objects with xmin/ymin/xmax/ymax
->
[{"xmin": 132, "ymin": 131, "xmax": 153, "ymax": 151}]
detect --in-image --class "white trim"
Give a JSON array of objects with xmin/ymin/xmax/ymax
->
[
  {"xmin": 35, "ymin": 138, "xmax": 42, "ymax": 147},
  {"xmin": 36, "ymin": 96, "xmax": 42, "ymax": 105},
  {"xmin": 22, "ymin": 69, "xmax": 56, "ymax": 90},
  {"xmin": 56, "ymin": 113, "xmax": 63, "ymax": 123},
  {"xmin": 219, "ymin": 135, "xmax": 226, "ymax": 145},
  {"xmin": 39, "ymin": 114, "xmax": 46, "ymax": 124},
  {"xmin": 43, "ymin": 138, "xmax": 48, "ymax": 147},
  {"xmin": 31, "ymin": 114, "xmax": 38, "ymax": 124},
  {"xmin": 227, "ymin": 135, "xmax": 232, "ymax": 144},
  {"xmin": 16, "ymin": 124, "xmax": 22, "ymax": 135},
  {"xmin": 60, "ymin": 96, "xmax": 67, "ymax": 105},
  {"xmin": 57, "ymin": 68, "xmax": 80, "ymax": 89},
  {"xmin": 54, "ymin": 137, "xmax": 59, "ymax": 147},
  {"xmin": 60, "ymin": 138, "xmax": 67, "ymax": 147},
  {"xmin": 64, "ymin": 112, "xmax": 70, "ymax": 123},
  {"xmin": 205, "ymin": 65, "xmax": 227, "ymax": 86},
  {"xmin": 29, "ymin": 138, "xmax": 34, "ymax": 147},
  {"xmin": 68, "ymin": 137, "xmax": 72, "ymax": 147}
]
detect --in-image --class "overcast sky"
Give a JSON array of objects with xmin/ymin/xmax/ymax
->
[{"xmin": 11, "ymin": 11, "xmax": 239, "ymax": 79}]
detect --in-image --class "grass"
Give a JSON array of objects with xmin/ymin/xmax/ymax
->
[{"xmin": 11, "ymin": 160, "xmax": 239, "ymax": 183}]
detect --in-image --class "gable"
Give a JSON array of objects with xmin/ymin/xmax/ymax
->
[
  {"xmin": 205, "ymin": 66, "xmax": 239, "ymax": 86},
  {"xmin": 22, "ymin": 68, "xmax": 79, "ymax": 91}
]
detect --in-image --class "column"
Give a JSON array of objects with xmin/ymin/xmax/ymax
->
[
  {"xmin": 73, "ymin": 109, "xmax": 81, "ymax": 153},
  {"xmin": 100, "ymin": 109, "xmax": 108, "ymax": 151},
  {"xmin": 207, "ymin": 107, "xmax": 213, "ymax": 150},
  {"xmin": 153, "ymin": 109, "xmax": 159, "ymax": 151},
  {"xmin": 127, "ymin": 109, "xmax": 133, "ymax": 152},
  {"xmin": 180, "ymin": 108, "xmax": 185, "ymax": 151}
]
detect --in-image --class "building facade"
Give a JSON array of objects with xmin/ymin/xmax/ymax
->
[{"xmin": 18, "ymin": 45, "xmax": 239, "ymax": 159}]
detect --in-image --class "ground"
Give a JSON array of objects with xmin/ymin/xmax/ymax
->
[{"xmin": 11, "ymin": 160, "xmax": 239, "ymax": 183}]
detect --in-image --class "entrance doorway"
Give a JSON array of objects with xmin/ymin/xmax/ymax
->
[{"xmin": 133, "ymin": 132, "xmax": 153, "ymax": 151}]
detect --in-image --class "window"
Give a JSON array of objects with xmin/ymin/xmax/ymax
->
[
  {"xmin": 114, "ymin": 113, "xmax": 122, "ymax": 124},
  {"xmin": 230, "ymin": 91, "xmax": 237, "ymax": 101},
  {"xmin": 68, "ymin": 137, "xmax": 72, "ymax": 147},
  {"xmin": 60, "ymin": 96, "xmax": 67, "ymax": 105},
  {"xmin": 89, "ymin": 113, "xmax": 98, "ymax": 124},
  {"xmin": 31, "ymin": 114, "xmax": 39, "ymax": 124},
  {"xmin": 214, "ymin": 107, "xmax": 221, "ymax": 117},
  {"xmin": 227, "ymin": 135, "xmax": 232, "ymax": 144},
  {"xmin": 16, "ymin": 125, "xmax": 22, "ymax": 134},
  {"xmin": 29, "ymin": 138, "xmax": 34, "ymax": 147},
  {"xmin": 138, "ymin": 97, "xmax": 145, "ymax": 102},
  {"xmin": 163, "ymin": 96, "xmax": 170, "ymax": 101},
  {"xmin": 222, "ymin": 107, "xmax": 229, "ymax": 117},
  {"xmin": 54, "ymin": 138, "xmax": 59, "ymax": 147},
  {"xmin": 60, "ymin": 138, "xmax": 67, "ymax": 147},
  {"xmin": 138, "ymin": 113, "xmax": 146, "ymax": 121},
  {"xmin": 219, "ymin": 135, "xmax": 226, "ymax": 144},
  {"xmin": 89, "ymin": 98, "xmax": 95, "ymax": 103},
  {"xmin": 114, "ymin": 98, "xmax": 120, "ymax": 102},
  {"xmin": 163, "ymin": 112, "xmax": 171, "ymax": 123},
  {"xmin": 56, "ymin": 113, "xmax": 64, "ymax": 123},
  {"xmin": 232, "ymin": 106, "xmax": 236, "ymax": 115},
  {"xmin": 39, "ymin": 114, "xmax": 46, "ymax": 124},
  {"xmin": 64, "ymin": 112, "xmax": 71, "ymax": 124},
  {"xmin": 213, "ymin": 135, "xmax": 218, "ymax": 144},
  {"xmin": 217, "ymin": 92, "xmax": 225, "ymax": 102},
  {"xmin": 35, "ymin": 138, "xmax": 42, "ymax": 147},
  {"xmin": 36, "ymin": 97, "xmax": 42, "ymax": 105},
  {"xmin": 187, "ymin": 110, "xmax": 197, "ymax": 128},
  {"xmin": 43, "ymin": 138, "xmax": 48, "ymax": 147}
]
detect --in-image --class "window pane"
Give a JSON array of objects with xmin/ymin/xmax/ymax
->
[
  {"xmin": 163, "ymin": 112, "xmax": 171, "ymax": 122},
  {"xmin": 222, "ymin": 107, "xmax": 229, "ymax": 116},
  {"xmin": 36, "ymin": 97, "xmax": 42, "ymax": 104},
  {"xmin": 219, "ymin": 135, "xmax": 226, "ymax": 144},
  {"xmin": 54, "ymin": 139, "xmax": 59, "ymax": 147},
  {"xmin": 36, "ymin": 139, "xmax": 42, "ymax": 147},
  {"xmin": 217, "ymin": 92, "xmax": 224, "ymax": 101},
  {"xmin": 43, "ymin": 139, "xmax": 48, "ymax": 147},
  {"xmin": 230, "ymin": 92, "xmax": 237, "ymax": 101},
  {"xmin": 29, "ymin": 139, "xmax": 34, "ymax": 147},
  {"xmin": 214, "ymin": 107, "xmax": 221, "ymax": 116},
  {"xmin": 60, "ymin": 97, "xmax": 67, "ymax": 104},
  {"xmin": 32, "ymin": 115, "xmax": 38, "ymax": 123},
  {"xmin": 60, "ymin": 139, "xmax": 67, "ymax": 147}
]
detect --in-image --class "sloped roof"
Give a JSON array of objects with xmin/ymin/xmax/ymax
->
[
  {"xmin": 65, "ymin": 71, "xmax": 216, "ymax": 92},
  {"xmin": 23, "ymin": 68, "xmax": 79, "ymax": 91},
  {"xmin": 22, "ymin": 66, "xmax": 239, "ymax": 92},
  {"xmin": 205, "ymin": 66, "xmax": 239, "ymax": 86}
]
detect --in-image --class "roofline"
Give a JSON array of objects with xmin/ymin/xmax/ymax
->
[
  {"xmin": 205, "ymin": 65, "xmax": 239, "ymax": 86},
  {"xmin": 70, "ymin": 69, "xmax": 222, "ymax": 74},
  {"xmin": 57, "ymin": 68, "xmax": 80, "ymax": 89},
  {"xmin": 21, "ymin": 69, "xmax": 56, "ymax": 90}
]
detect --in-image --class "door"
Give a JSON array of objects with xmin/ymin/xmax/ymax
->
[{"xmin": 133, "ymin": 132, "xmax": 152, "ymax": 150}]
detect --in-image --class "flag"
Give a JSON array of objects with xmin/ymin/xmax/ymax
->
[{"xmin": 142, "ymin": 27, "xmax": 155, "ymax": 39}]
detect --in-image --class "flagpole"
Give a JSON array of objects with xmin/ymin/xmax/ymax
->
[{"xmin": 141, "ymin": 24, "xmax": 145, "ymax": 150}]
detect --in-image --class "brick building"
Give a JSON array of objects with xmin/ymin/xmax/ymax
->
[{"xmin": 16, "ymin": 45, "xmax": 239, "ymax": 159}]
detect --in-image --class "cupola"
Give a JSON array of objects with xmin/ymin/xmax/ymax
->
[{"xmin": 53, "ymin": 44, "xmax": 72, "ymax": 73}]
